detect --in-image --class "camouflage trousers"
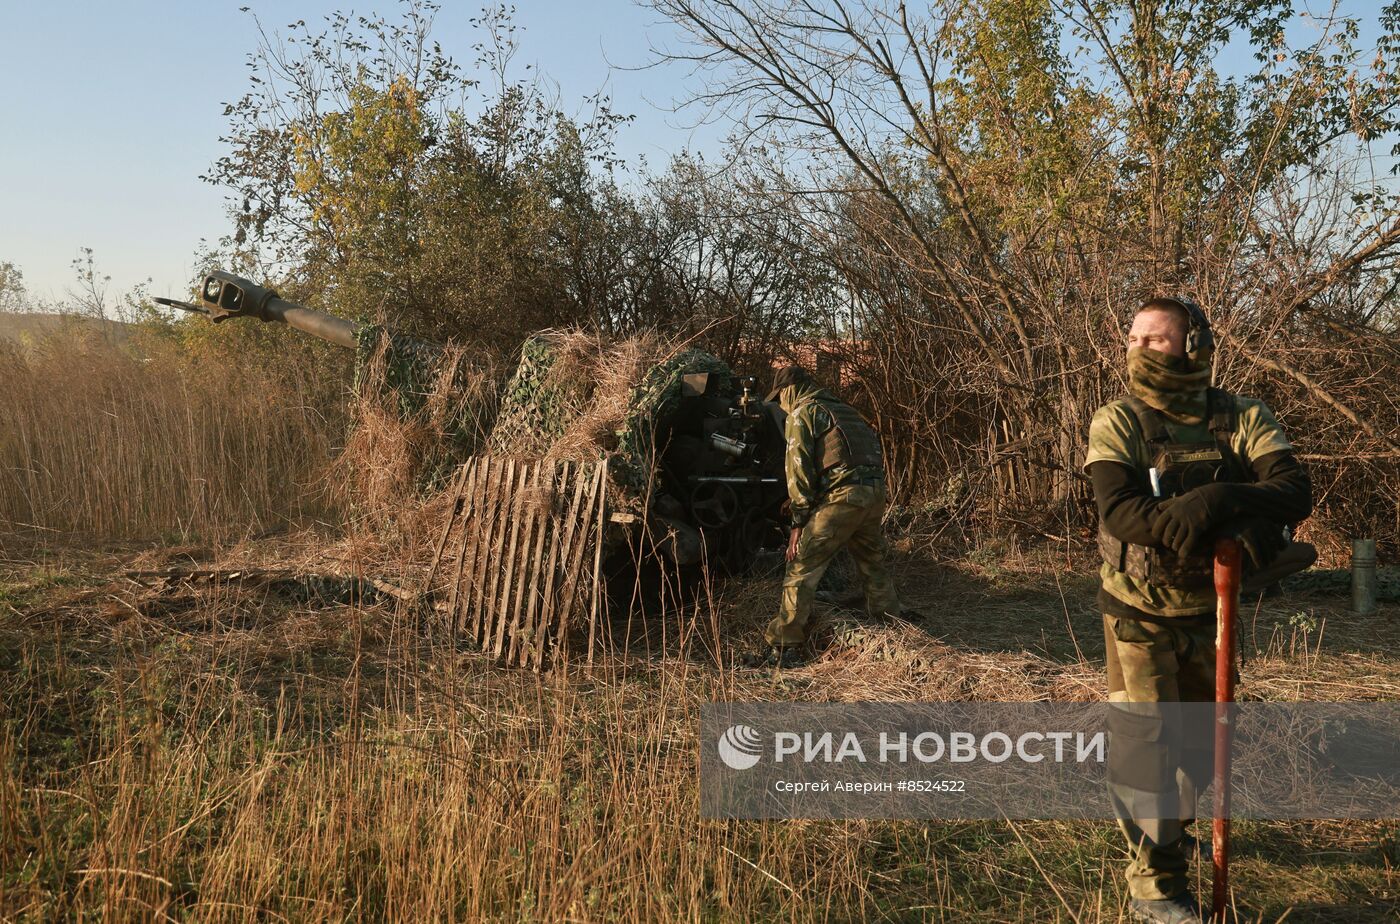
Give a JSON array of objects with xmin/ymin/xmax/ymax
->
[
  {"xmin": 1103, "ymin": 612, "xmax": 1216, "ymax": 902},
  {"xmin": 766, "ymin": 485, "xmax": 900, "ymax": 647}
]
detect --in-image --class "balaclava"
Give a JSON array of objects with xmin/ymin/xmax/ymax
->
[{"xmin": 1126, "ymin": 299, "xmax": 1213, "ymax": 424}]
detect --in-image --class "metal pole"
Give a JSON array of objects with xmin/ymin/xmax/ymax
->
[
  {"xmin": 1212, "ymin": 537, "xmax": 1241, "ymax": 922},
  {"xmin": 1352, "ymin": 538, "xmax": 1378, "ymax": 616}
]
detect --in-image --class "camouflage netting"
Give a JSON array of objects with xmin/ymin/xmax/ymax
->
[
  {"xmin": 353, "ymin": 325, "xmax": 495, "ymax": 450},
  {"xmin": 610, "ymin": 347, "xmax": 732, "ymax": 497},
  {"xmin": 485, "ymin": 333, "xmax": 598, "ymax": 457},
  {"xmin": 486, "ymin": 331, "xmax": 734, "ymax": 509},
  {"xmin": 339, "ymin": 326, "xmax": 741, "ymax": 538},
  {"xmin": 337, "ymin": 325, "xmax": 498, "ymax": 534}
]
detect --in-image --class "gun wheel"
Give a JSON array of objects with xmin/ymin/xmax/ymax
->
[{"xmin": 689, "ymin": 481, "xmax": 740, "ymax": 529}]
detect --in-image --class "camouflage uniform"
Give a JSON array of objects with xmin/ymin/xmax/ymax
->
[
  {"xmin": 766, "ymin": 383, "xmax": 900, "ymax": 647},
  {"xmin": 1086, "ymin": 392, "xmax": 1294, "ymax": 902}
]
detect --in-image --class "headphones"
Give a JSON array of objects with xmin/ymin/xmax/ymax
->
[{"xmin": 1150, "ymin": 296, "xmax": 1213, "ymax": 358}]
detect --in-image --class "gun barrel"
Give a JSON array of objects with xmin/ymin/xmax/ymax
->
[
  {"xmin": 167, "ymin": 271, "xmax": 361, "ymax": 350},
  {"xmin": 264, "ymin": 296, "xmax": 358, "ymax": 349}
]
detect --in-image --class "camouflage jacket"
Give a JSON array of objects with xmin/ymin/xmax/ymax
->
[
  {"xmin": 783, "ymin": 384, "xmax": 885, "ymax": 527},
  {"xmin": 1084, "ymin": 392, "xmax": 1293, "ymax": 616}
]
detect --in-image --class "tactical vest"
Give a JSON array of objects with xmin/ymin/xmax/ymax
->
[
  {"xmin": 1097, "ymin": 388, "xmax": 1249, "ymax": 590},
  {"xmin": 816, "ymin": 400, "xmax": 884, "ymax": 474}
]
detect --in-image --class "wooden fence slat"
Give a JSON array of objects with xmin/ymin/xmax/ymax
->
[
  {"xmin": 533, "ymin": 462, "xmax": 584, "ymax": 666},
  {"xmin": 546, "ymin": 462, "xmax": 602, "ymax": 663},
  {"xmin": 463, "ymin": 456, "xmax": 497, "ymax": 643},
  {"xmin": 492, "ymin": 460, "xmax": 530, "ymax": 660},
  {"xmin": 443, "ymin": 460, "xmax": 478, "ymax": 637},
  {"xmin": 442, "ymin": 459, "xmax": 478, "ymax": 636},
  {"xmin": 555, "ymin": 464, "xmax": 606, "ymax": 660},
  {"xmin": 519, "ymin": 460, "xmax": 558, "ymax": 669},
  {"xmin": 503, "ymin": 461, "xmax": 532, "ymax": 664},
  {"xmin": 587, "ymin": 460, "xmax": 608, "ymax": 664},
  {"xmin": 507, "ymin": 461, "xmax": 546, "ymax": 665},
  {"xmin": 479, "ymin": 458, "xmax": 515, "ymax": 648},
  {"xmin": 456, "ymin": 459, "xmax": 490, "ymax": 646},
  {"xmin": 425, "ymin": 459, "xmax": 472, "ymax": 593}
]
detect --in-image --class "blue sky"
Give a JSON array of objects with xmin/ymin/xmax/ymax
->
[
  {"xmin": 0, "ymin": 1, "xmax": 1391, "ymax": 306},
  {"xmin": 0, "ymin": 0, "xmax": 717, "ymax": 303}
]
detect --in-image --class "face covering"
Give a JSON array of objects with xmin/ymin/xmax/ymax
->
[
  {"xmin": 1126, "ymin": 347, "xmax": 1210, "ymax": 424},
  {"xmin": 778, "ymin": 383, "xmax": 814, "ymax": 414}
]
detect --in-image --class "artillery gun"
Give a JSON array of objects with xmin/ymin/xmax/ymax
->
[
  {"xmin": 158, "ymin": 272, "xmax": 791, "ymax": 666},
  {"xmin": 159, "ymin": 271, "xmax": 359, "ymax": 347}
]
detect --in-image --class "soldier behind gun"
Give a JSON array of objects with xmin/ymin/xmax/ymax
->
[
  {"xmin": 1085, "ymin": 298, "xmax": 1313, "ymax": 924},
  {"xmin": 743, "ymin": 366, "xmax": 904, "ymax": 669}
]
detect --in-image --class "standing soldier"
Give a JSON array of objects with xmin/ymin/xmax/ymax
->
[
  {"xmin": 743, "ymin": 365, "xmax": 902, "ymax": 668},
  {"xmin": 1085, "ymin": 297, "xmax": 1312, "ymax": 923}
]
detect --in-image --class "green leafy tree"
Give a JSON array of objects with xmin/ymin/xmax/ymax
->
[
  {"xmin": 654, "ymin": 0, "xmax": 1400, "ymax": 541},
  {"xmin": 207, "ymin": 2, "xmax": 630, "ymax": 356}
]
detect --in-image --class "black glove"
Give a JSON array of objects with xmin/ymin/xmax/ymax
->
[
  {"xmin": 1234, "ymin": 517, "xmax": 1288, "ymax": 572},
  {"xmin": 1150, "ymin": 483, "xmax": 1239, "ymax": 557}
]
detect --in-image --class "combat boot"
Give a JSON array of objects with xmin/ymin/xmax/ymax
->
[{"xmin": 1128, "ymin": 893, "xmax": 1202, "ymax": 924}]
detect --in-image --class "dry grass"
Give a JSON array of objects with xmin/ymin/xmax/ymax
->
[
  {"xmin": 486, "ymin": 327, "xmax": 687, "ymax": 462},
  {"xmin": 1, "ymin": 323, "xmax": 1395, "ymax": 922},
  {"xmin": 1, "ymin": 535, "xmax": 1396, "ymax": 923},
  {"xmin": 0, "ymin": 328, "xmax": 341, "ymax": 543},
  {"xmin": 334, "ymin": 337, "xmax": 498, "ymax": 539},
  {"xmin": 545, "ymin": 329, "xmax": 680, "ymax": 461}
]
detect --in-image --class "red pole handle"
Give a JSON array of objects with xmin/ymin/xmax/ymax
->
[{"xmin": 1212, "ymin": 537, "xmax": 1241, "ymax": 922}]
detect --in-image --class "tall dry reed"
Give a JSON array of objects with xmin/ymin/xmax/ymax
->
[{"xmin": 0, "ymin": 327, "xmax": 343, "ymax": 542}]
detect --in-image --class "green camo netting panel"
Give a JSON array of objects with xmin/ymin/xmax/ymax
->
[
  {"xmin": 486, "ymin": 335, "xmax": 589, "ymax": 457},
  {"xmin": 488, "ymin": 335, "xmax": 734, "ymax": 502},
  {"xmin": 353, "ymin": 323, "xmax": 484, "ymax": 465},
  {"xmin": 353, "ymin": 328, "xmax": 735, "ymax": 503}
]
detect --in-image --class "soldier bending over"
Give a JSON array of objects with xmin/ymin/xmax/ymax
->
[{"xmin": 744, "ymin": 366, "xmax": 902, "ymax": 668}]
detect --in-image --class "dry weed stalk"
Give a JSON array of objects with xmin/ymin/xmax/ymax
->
[
  {"xmin": 333, "ymin": 334, "xmax": 498, "ymax": 556},
  {"xmin": 0, "ymin": 329, "xmax": 339, "ymax": 542}
]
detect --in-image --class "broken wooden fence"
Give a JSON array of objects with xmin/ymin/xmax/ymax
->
[{"xmin": 426, "ymin": 456, "xmax": 608, "ymax": 669}]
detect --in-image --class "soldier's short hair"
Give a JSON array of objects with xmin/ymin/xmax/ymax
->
[{"xmin": 1137, "ymin": 297, "xmax": 1191, "ymax": 336}]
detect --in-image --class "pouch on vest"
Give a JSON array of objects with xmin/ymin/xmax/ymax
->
[
  {"xmin": 817, "ymin": 400, "xmax": 884, "ymax": 473},
  {"xmin": 1098, "ymin": 388, "xmax": 1249, "ymax": 590}
]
